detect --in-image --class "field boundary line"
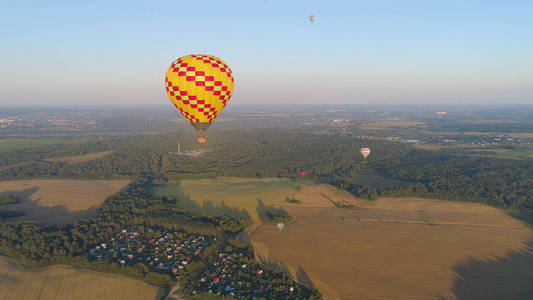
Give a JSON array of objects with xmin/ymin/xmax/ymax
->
[
  {"xmin": 0, "ymin": 264, "xmax": 14, "ymax": 299},
  {"xmin": 341, "ymin": 217, "xmax": 526, "ymax": 229},
  {"xmin": 18, "ymin": 271, "xmax": 36, "ymax": 300},
  {"xmin": 53, "ymin": 268, "xmax": 66, "ymax": 300},
  {"xmin": 36, "ymin": 271, "xmax": 52, "ymax": 300}
]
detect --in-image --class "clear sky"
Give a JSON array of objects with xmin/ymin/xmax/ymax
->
[{"xmin": 1, "ymin": 0, "xmax": 532, "ymax": 106}]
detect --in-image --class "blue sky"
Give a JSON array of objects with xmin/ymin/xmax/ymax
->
[{"xmin": 1, "ymin": 0, "xmax": 532, "ymax": 106}]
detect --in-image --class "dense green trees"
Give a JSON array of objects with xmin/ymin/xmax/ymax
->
[
  {"xmin": 0, "ymin": 195, "xmax": 19, "ymax": 205},
  {"xmin": 0, "ymin": 209, "xmax": 24, "ymax": 219},
  {"xmin": 374, "ymin": 150, "xmax": 533, "ymax": 209},
  {"xmin": 1, "ymin": 130, "xmax": 532, "ymax": 211}
]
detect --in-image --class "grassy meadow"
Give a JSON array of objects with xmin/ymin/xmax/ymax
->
[
  {"xmin": 153, "ymin": 177, "xmax": 310, "ymax": 222},
  {"xmin": 45, "ymin": 151, "xmax": 113, "ymax": 164},
  {"xmin": 490, "ymin": 147, "xmax": 533, "ymax": 160},
  {"xmin": 0, "ymin": 138, "xmax": 91, "ymax": 153}
]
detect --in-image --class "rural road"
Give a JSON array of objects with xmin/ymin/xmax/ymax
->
[{"xmin": 164, "ymin": 281, "xmax": 183, "ymax": 300}]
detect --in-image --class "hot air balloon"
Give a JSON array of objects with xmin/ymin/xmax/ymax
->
[
  {"xmin": 360, "ymin": 147, "xmax": 371, "ymax": 159},
  {"xmin": 309, "ymin": 15, "xmax": 315, "ymax": 23},
  {"xmin": 165, "ymin": 54, "xmax": 234, "ymax": 143},
  {"xmin": 300, "ymin": 171, "xmax": 306, "ymax": 178},
  {"xmin": 277, "ymin": 222, "xmax": 285, "ymax": 231}
]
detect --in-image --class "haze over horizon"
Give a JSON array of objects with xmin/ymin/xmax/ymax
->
[{"xmin": 1, "ymin": 0, "xmax": 532, "ymax": 106}]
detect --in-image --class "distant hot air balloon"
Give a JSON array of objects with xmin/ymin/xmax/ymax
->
[
  {"xmin": 300, "ymin": 172, "xmax": 306, "ymax": 177},
  {"xmin": 360, "ymin": 147, "xmax": 371, "ymax": 159},
  {"xmin": 309, "ymin": 15, "xmax": 315, "ymax": 23},
  {"xmin": 165, "ymin": 54, "xmax": 234, "ymax": 143},
  {"xmin": 277, "ymin": 222, "xmax": 285, "ymax": 231}
]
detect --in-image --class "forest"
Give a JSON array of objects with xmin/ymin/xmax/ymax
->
[{"xmin": 0, "ymin": 129, "xmax": 532, "ymax": 211}]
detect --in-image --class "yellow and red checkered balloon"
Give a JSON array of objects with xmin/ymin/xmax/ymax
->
[{"xmin": 165, "ymin": 54, "xmax": 234, "ymax": 142}]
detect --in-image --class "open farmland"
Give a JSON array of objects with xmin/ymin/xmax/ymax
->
[
  {"xmin": 0, "ymin": 138, "xmax": 90, "ymax": 153},
  {"xmin": 45, "ymin": 151, "xmax": 112, "ymax": 164},
  {"xmin": 0, "ymin": 256, "xmax": 162, "ymax": 300},
  {"xmin": 154, "ymin": 177, "xmax": 310, "ymax": 222},
  {"xmin": 488, "ymin": 147, "xmax": 533, "ymax": 160},
  {"xmin": 359, "ymin": 120, "xmax": 426, "ymax": 130},
  {"xmin": 249, "ymin": 184, "xmax": 532, "ymax": 300},
  {"xmin": 0, "ymin": 179, "xmax": 130, "ymax": 224}
]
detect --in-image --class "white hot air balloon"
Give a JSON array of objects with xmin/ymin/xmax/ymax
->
[{"xmin": 360, "ymin": 147, "xmax": 371, "ymax": 159}]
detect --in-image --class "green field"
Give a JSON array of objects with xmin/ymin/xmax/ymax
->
[
  {"xmin": 154, "ymin": 177, "xmax": 310, "ymax": 222},
  {"xmin": 492, "ymin": 148, "xmax": 533, "ymax": 160},
  {"xmin": 0, "ymin": 138, "xmax": 91, "ymax": 153}
]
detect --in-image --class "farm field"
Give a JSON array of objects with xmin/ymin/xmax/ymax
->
[
  {"xmin": 0, "ymin": 179, "xmax": 130, "ymax": 224},
  {"xmin": 489, "ymin": 147, "xmax": 533, "ymax": 160},
  {"xmin": 45, "ymin": 151, "xmax": 112, "ymax": 164},
  {"xmin": 359, "ymin": 120, "xmax": 426, "ymax": 129},
  {"xmin": 154, "ymin": 177, "xmax": 310, "ymax": 222},
  {"xmin": 0, "ymin": 138, "xmax": 91, "ymax": 153},
  {"xmin": 249, "ymin": 184, "xmax": 532, "ymax": 300},
  {"xmin": 0, "ymin": 256, "xmax": 162, "ymax": 300}
]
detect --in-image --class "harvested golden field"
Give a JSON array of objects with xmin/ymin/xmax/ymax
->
[
  {"xmin": 45, "ymin": 151, "xmax": 112, "ymax": 164},
  {"xmin": 0, "ymin": 256, "xmax": 162, "ymax": 300},
  {"xmin": 249, "ymin": 184, "xmax": 533, "ymax": 300},
  {"xmin": 0, "ymin": 179, "xmax": 130, "ymax": 224}
]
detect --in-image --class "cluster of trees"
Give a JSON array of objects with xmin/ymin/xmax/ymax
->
[
  {"xmin": 259, "ymin": 207, "xmax": 292, "ymax": 224},
  {"xmin": 0, "ymin": 195, "xmax": 24, "ymax": 220},
  {"xmin": 285, "ymin": 197, "xmax": 302, "ymax": 204},
  {"xmin": 325, "ymin": 178, "xmax": 379, "ymax": 201},
  {"xmin": 374, "ymin": 150, "xmax": 533, "ymax": 209},
  {"xmin": 0, "ymin": 210, "xmax": 24, "ymax": 219},
  {"xmin": 0, "ymin": 195, "xmax": 19, "ymax": 205},
  {"xmin": 324, "ymin": 148, "xmax": 533, "ymax": 210}
]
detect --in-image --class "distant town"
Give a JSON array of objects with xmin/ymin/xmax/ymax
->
[{"xmin": 2, "ymin": 106, "xmax": 533, "ymax": 152}]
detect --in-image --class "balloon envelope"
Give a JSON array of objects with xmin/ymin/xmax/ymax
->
[
  {"xmin": 277, "ymin": 222, "xmax": 285, "ymax": 231},
  {"xmin": 360, "ymin": 147, "xmax": 371, "ymax": 159},
  {"xmin": 165, "ymin": 54, "xmax": 234, "ymax": 142},
  {"xmin": 309, "ymin": 15, "xmax": 315, "ymax": 23}
]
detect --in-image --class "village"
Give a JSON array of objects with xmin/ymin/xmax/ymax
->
[
  {"xmin": 89, "ymin": 226, "xmax": 317, "ymax": 299},
  {"xmin": 89, "ymin": 226, "xmax": 212, "ymax": 280},
  {"xmin": 189, "ymin": 248, "xmax": 315, "ymax": 299}
]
